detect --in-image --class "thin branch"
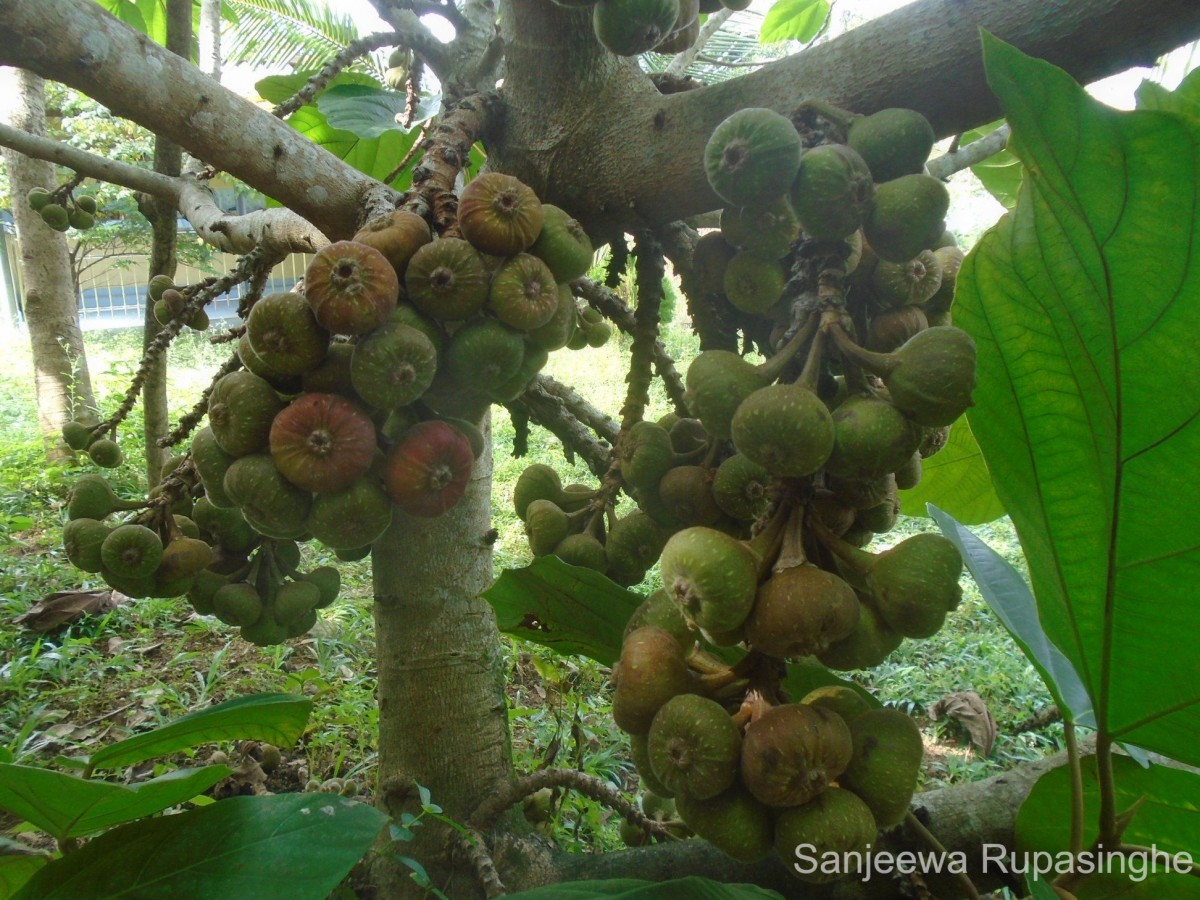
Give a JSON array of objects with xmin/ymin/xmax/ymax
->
[
  {"xmin": 470, "ymin": 768, "xmax": 674, "ymax": 841},
  {"xmin": 904, "ymin": 812, "xmax": 981, "ymax": 900},
  {"xmin": 271, "ymin": 31, "xmax": 412, "ymax": 119},
  {"xmin": 368, "ymin": 3, "xmax": 455, "ymax": 81},
  {"xmin": 530, "ymin": 374, "xmax": 619, "ymax": 446},
  {"xmin": 507, "ymin": 379, "xmax": 613, "ymax": 477},
  {"xmin": 926, "ymin": 123, "xmax": 1012, "ymax": 180},
  {"xmin": 665, "ymin": 8, "xmax": 733, "ymax": 77},
  {"xmin": 574, "ymin": 277, "xmax": 689, "ymax": 419},
  {"xmin": 0, "ymin": 121, "xmax": 328, "ymax": 253},
  {"xmin": 620, "ymin": 233, "xmax": 665, "ymax": 430},
  {"xmin": 384, "ymin": 125, "xmax": 426, "ymax": 185}
]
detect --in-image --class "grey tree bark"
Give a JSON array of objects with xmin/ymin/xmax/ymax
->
[
  {"xmin": 140, "ymin": 0, "xmax": 191, "ymax": 489},
  {"xmin": 0, "ymin": 68, "xmax": 96, "ymax": 461},
  {"xmin": 199, "ymin": 0, "xmax": 221, "ymax": 81}
]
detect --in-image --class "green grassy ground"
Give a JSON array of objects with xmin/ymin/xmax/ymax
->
[{"xmin": 0, "ymin": 320, "xmax": 1058, "ymax": 850}]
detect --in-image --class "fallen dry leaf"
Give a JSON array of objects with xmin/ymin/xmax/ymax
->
[
  {"xmin": 930, "ymin": 690, "xmax": 998, "ymax": 757},
  {"xmin": 14, "ymin": 589, "xmax": 127, "ymax": 632}
]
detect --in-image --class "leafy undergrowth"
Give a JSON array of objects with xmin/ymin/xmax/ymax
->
[{"xmin": 0, "ymin": 324, "xmax": 1056, "ymax": 855}]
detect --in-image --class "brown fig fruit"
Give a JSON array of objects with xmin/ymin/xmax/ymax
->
[
  {"xmin": 351, "ymin": 210, "xmax": 432, "ymax": 274},
  {"xmin": 744, "ymin": 565, "xmax": 859, "ymax": 658},
  {"xmin": 269, "ymin": 393, "xmax": 377, "ymax": 493},
  {"xmin": 612, "ymin": 626, "xmax": 690, "ymax": 735},
  {"xmin": 658, "ymin": 465, "xmax": 721, "ymax": 527},
  {"xmin": 458, "ymin": 172, "xmax": 544, "ymax": 256},
  {"xmin": 816, "ymin": 601, "xmax": 903, "ymax": 670},
  {"xmin": 405, "ymin": 237, "xmax": 490, "ymax": 321},
  {"xmin": 383, "ymin": 420, "xmax": 474, "ymax": 517},
  {"xmin": 245, "ymin": 292, "xmax": 330, "ymax": 375},
  {"xmin": 305, "ymin": 240, "xmax": 400, "ymax": 335},
  {"xmin": 865, "ymin": 304, "xmax": 929, "ymax": 353},
  {"xmin": 740, "ymin": 703, "xmax": 852, "ymax": 807},
  {"xmin": 647, "ymin": 694, "xmax": 741, "ymax": 799}
]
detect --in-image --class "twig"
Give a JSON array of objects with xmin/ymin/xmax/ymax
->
[
  {"xmin": 1012, "ymin": 704, "xmax": 1062, "ymax": 733},
  {"xmin": 905, "ymin": 811, "xmax": 981, "ymax": 900},
  {"xmin": 574, "ymin": 277, "xmax": 689, "ymax": 418},
  {"xmin": 1065, "ymin": 720, "xmax": 1085, "ymax": 858},
  {"xmin": 98, "ymin": 249, "xmax": 269, "ymax": 437},
  {"xmin": 469, "ymin": 768, "xmax": 674, "ymax": 841},
  {"xmin": 531, "ymin": 375, "xmax": 619, "ymax": 445},
  {"xmin": 271, "ymin": 32, "xmax": 411, "ymax": 120},
  {"xmin": 657, "ymin": 221, "xmax": 739, "ymax": 351},
  {"xmin": 926, "ymin": 124, "xmax": 1011, "ymax": 180},
  {"xmin": 620, "ymin": 233, "xmax": 665, "ymax": 431},
  {"xmin": 383, "ymin": 125, "xmax": 426, "ymax": 185},
  {"xmin": 404, "ymin": 61, "xmax": 423, "ymax": 129},
  {"xmin": 664, "ymin": 8, "xmax": 732, "ymax": 77},
  {"xmin": 507, "ymin": 382, "xmax": 612, "ymax": 477}
]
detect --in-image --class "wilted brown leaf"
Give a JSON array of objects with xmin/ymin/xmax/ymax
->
[
  {"xmin": 13, "ymin": 590, "xmax": 127, "ymax": 632},
  {"xmin": 930, "ymin": 690, "xmax": 998, "ymax": 757}
]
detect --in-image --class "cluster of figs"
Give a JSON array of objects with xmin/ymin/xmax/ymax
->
[
  {"xmin": 59, "ymin": 173, "xmax": 602, "ymax": 644},
  {"xmin": 513, "ymin": 103, "xmax": 975, "ymax": 877},
  {"xmin": 25, "ymin": 185, "xmax": 98, "ymax": 232},
  {"xmin": 552, "ymin": 0, "xmax": 745, "ymax": 58}
]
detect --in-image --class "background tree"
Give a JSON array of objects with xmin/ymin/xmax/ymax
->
[
  {"xmin": 0, "ymin": 0, "xmax": 1198, "ymax": 897},
  {"xmin": 0, "ymin": 69, "xmax": 96, "ymax": 462}
]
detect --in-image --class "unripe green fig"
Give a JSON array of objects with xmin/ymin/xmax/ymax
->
[
  {"xmin": 774, "ymin": 788, "xmax": 877, "ymax": 883},
  {"xmin": 87, "ymin": 438, "xmax": 123, "ymax": 468},
  {"xmin": 26, "ymin": 187, "xmax": 52, "ymax": 211},
  {"xmin": 730, "ymin": 383, "xmax": 834, "ymax": 477},
  {"xmin": 790, "ymin": 143, "xmax": 874, "ymax": 241},
  {"xmin": 40, "ymin": 204, "xmax": 70, "ymax": 232},
  {"xmin": 659, "ymin": 526, "xmax": 758, "ymax": 633},
  {"xmin": 840, "ymin": 708, "xmax": 923, "ymax": 828},
  {"xmin": 674, "ymin": 786, "xmax": 774, "ymax": 863},
  {"xmin": 863, "ymin": 174, "xmax": 949, "ymax": 262},
  {"xmin": 648, "ymin": 694, "xmax": 741, "ymax": 799},
  {"xmin": 847, "ymin": 108, "xmax": 935, "ymax": 182},
  {"xmin": 704, "ymin": 108, "xmax": 802, "ymax": 208}
]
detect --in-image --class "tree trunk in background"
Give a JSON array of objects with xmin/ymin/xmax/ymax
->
[
  {"xmin": 199, "ymin": 0, "xmax": 222, "ymax": 81},
  {"xmin": 141, "ymin": 0, "xmax": 191, "ymax": 488},
  {"xmin": 0, "ymin": 68, "xmax": 95, "ymax": 461}
]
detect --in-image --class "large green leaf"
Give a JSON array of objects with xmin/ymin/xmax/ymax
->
[
  {"xmin": 505, "ymin": 877, "xmax": 783, "ymax": 899},
  {"xmin": 1016, "ymin": 756, "xmax": 1200, "ymax": 896},
  {"xmin": 960, "ymin": 119, "xmax": 1022, "ymax": 209},
  {"xmin": 255, "ymin": 71, "xmax": 381, "ymax": 106},
  {"xmin": 930, "ymin": 507, "xmax": 1093, "ymax": 727},
  {"xmin": 89, "ymin": 693, "xmax": 312, "ymax": 770},
  {"xmin": 759, "ymin": 0, "xmax": 829, "ymax": 45},
  {"xmin": 317, "ymin": 84, "xmax": 409, "ymax": 139},
  {"xmin": 483, "ymin": 557, "xmax": 644, "ymax": 666},
  {"xmin": 1136, "ymin": 67, "xmax": 1200, "ymax": 122},
  {"xmin": 957, "ymin": 36, "xmax": 1200, "ymax": 763},
  {"xmin": 285, "ymin": 105, "xmax": 420, "ymax": 188},
  {"xmin": 0, "ymin": 764, "xmax": 230, "ymax": 840},
  {"xmin": 898, "ymin": 417, "xmax": 1004, "ymax": 524},
  {"xmin": 12, "ymin": 793, "xmax": 388, "ymax": 900},
  {"xmin": 0, "ymin": 856, "xmax": 47, "ymax": 900}
]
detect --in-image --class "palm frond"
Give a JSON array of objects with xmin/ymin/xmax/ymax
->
[{"xmin": 222, "ymin": 0, "xmax": 386, "ymax": 79}]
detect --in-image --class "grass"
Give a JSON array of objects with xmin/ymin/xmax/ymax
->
[{"xmin": 0, "ymin": 315, "xmax": 1057, "ymax": 852}]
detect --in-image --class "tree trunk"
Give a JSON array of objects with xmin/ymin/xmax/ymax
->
[
  {"xmin": 0, "ymin": 68, "xmax": 95, "ymax": 460},
  {"xmin": 140, "ymin": 0, "xmax": 190, "ymax": 489},
  {"xmin": 370, "ymin": 420, "xmax": 522, "ymax": 898},
  {"xmin": 198, "ymin": 0, "xmax": 221, "ymax": 81}
]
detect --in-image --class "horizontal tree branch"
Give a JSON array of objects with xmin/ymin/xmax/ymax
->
[
  {"xmin": 496, "ymin": 0, "xmax": 1200, "ymax": 236},
  {"xmin": 927, "ymin": 124, "xmax": 1013, "ymax": 181},
  {"xmin": 0, "ymin": 0, "xmax": 400, "ymax": 241},
  {"xmin": 546, "ymin": 741, "xmax": 1098, "ymax": 899},
  {"xmin": 0, "ymin": 121, "xmax": 328, "ymax": 254}
]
